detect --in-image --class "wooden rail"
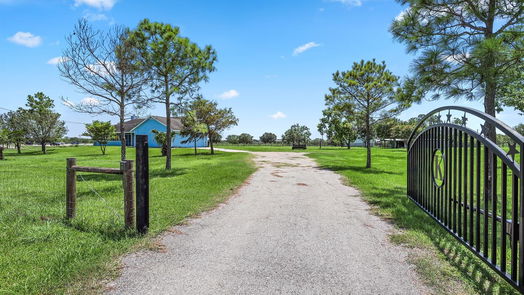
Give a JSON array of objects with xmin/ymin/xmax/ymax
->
[{"xmin": 66, "ymin": 158, "xmax": 135, "ymax": 228}]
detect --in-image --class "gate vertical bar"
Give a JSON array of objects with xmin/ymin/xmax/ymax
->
[
  {"xmin": 458, "ymin": 130, "xmax": 463, "ymax": 237},
  {"xmin": 484, "ymin": 146, "xmax": 489, "ymax": 257},
  {"xmin": 476, "ymin": 139, "xmax": 481, "ymax": 252},
  {"xmin": 463, "ymin": 133, "xmax": 468, "ymax": 242},
  {"xmin": 440, "ymin": 126, "xmax": 444, "ymax": 220},
  {"xmin": 512, "ymin": 173, "xmax": 518, "ymax": 281},
  {"xmin": 136, "ymin": 135, "xmax": 149, "ymax": 234},
  {"xmin": 501, "ymin": 163, "xmax": 507, "ymax": 274},
  {"xmin": 469, "ymin": 136, "xmax": 474, "ymax": 244},
  {"xmin": 492, "ymin": 155, "xmax": 498, "ymax": 264},
  {"xmin": 519, "ymin": 144, "xmax": 524, "ymax": 291},
  {"xmin": 453, "ymin": 128, "xmax": 458, "ymax": 233}
]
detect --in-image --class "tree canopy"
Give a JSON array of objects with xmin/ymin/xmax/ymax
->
[
  {"xmin": 181, "ymin": 110, "xmax": 208, "ymax": 155},
  {"xmin": 83, "ymin": 121, "xmax": 115, "ymax": 155},
  {"xmin": 59, "ymin": 19, "xmax": 148, "ymax": 160},
  {"xmin": 20, "ymin": 92, "xmax": 67, "ymax": 154},
  {"xmin": 238, "ymin": 133, "xmax": 253, "ymax": 144},
  {"xmin": 188, "ymin": 99, "xmax": 238, "ymax": 154},
  {"xmin": 260, "ymin": 132, "xmax": 277, "ymax": 144},
  {"xmin": 326, "ymin": 59, "xmax": 404, "ymax": 167},
  {"xmin": 130, "ymin": 19, "xmax": 217, "ymax": 169},
  {"xmin": 390, "ymin": 0, "xmax": 524, "ymax": 141},
  {"xmin": 282, "ymin": 124, "xmax": 311, "ymax": 146}
]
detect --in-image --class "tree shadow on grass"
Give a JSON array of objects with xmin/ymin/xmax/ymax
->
[
  {"xmin": 319, "ymin": 165, "xmax": 402, "ymax": 175},
  {"xmin": 5, "ymin": 149, "xmax": 59, "ymax": 157},
  {"xmin": 63, "ymin": 218, "xmax": 141, "ymax": 241},
  {"xmin": 365, "ymin": 186, "xmax": 516, "ymax": 294},
  {"xmin": 149, "ymin": 167, "xmax": 187, "ymax": 178}
]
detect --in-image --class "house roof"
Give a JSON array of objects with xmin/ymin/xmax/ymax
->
[{"xmin": 115, "ymin": 116, "xmax": 184, "ymax": 133}]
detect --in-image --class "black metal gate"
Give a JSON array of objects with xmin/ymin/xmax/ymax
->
[{"xmin": 407, "ymin": 106, "xmax": 524, "ymax": 292}]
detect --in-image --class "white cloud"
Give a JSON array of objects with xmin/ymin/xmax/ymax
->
[
  {"xmin": 7, "ymin": 32, "xmax": 42, "ymax": 47},
  {"xmin": 293, "ymin": 42, "xmax": 320, "ymax": 56},
  {"xmin": 81, "ymin": 97, "xmax": 100, "ymax": 105},
  {"xmin": 74, "ymin": 0, "xmax": 116, "ymax": 10},
  {"xmin": 86, "ymin": 61, "xmax": 117, "ymax": 76},
  {"xmin": 218, "ymin": 89, "xmax": 239, "ymax": 99},
  {"xmin": 83, "ymin": 12, "xmax": 108, "ymax": 21},
  {"xmin": 395, "ymin": 8, "xmax": 409, "ymax": 22},
  {"xmin": 270, "ymin": 111, "xmax": 287, "ymax": 119},
  {"xmin": 328, "ymin": 0, "xmax": 362, "ymax": 7},
  {"xmin": 47, "ymin": 56, "xmax": 68, "ymax": 65}
]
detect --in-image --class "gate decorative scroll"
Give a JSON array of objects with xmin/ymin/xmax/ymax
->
[{"xmin": 407, "ymin": 106, "xmax": 524, "ymax": 292}]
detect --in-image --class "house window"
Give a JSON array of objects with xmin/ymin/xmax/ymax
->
[{"xmin": 125, "ymin": 133, "xmax": 132, "ymax": 146}]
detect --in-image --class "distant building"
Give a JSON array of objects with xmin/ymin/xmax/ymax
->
[
  {"xmin": 350, "ymin": 138, "xmax": 376, "ymax": 147},
  {"xmin": 96, "ymin": 116, "xmax": 208, "ymax": 148},
  {"xmin": 377, "ymin": 139, "xmax": 406, "ymax": 148}
]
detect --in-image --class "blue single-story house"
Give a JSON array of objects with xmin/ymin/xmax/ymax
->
[{"xmin": 96, "ymin": 116, "xmax": 208, "ymax": 148}]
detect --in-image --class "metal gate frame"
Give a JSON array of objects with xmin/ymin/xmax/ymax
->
[{"xmin": 407, "ymin": 106, "xmax": 524, "ymax": 292}]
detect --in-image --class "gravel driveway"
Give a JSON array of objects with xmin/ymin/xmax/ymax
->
[{"xmin": 107, "ymin": 151, "xmax": 429, "ymax": 295}]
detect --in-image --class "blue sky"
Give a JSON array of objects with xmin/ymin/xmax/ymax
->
[{"xmin": 0, "ymin": 0, "xmax": 522, "ymax": 138}]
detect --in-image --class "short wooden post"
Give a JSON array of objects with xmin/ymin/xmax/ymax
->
[
  {"xmin": 66, "ymin": 158, "xmax": 77, "ymax": 219},
  {"xmin": 121, "ymin": 160, "xmax": 134, "ymax": 228},
  {"xmin": 136, "ymin": 135, "xmax": 149, "ymax": 234}
]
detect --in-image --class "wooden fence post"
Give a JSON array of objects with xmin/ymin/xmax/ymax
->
[
  {"xmin": 66, "ymin": 158, "xmax": 77, "ymax": 219},
  {"xmin": 121, "ymin": 160, "xmax": 134, "ymax": 228},
  {"xmin": 136, "ymin": 135, "xmax": 149, "ymax": 234}
]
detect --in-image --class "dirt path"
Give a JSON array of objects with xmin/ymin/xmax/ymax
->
[{"xmin": 107, "ymin": 151, "xmax": 429, "ymax": 295}]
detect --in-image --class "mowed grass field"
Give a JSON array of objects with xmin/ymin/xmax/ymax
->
[{"xmin": 0, "ymin": 146, "xmax": 255, "ymax": 294}]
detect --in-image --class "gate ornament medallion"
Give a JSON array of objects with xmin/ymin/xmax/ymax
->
[{"xmin": 432, "ymin": 149, "xmax": 445, "ymax": 187}]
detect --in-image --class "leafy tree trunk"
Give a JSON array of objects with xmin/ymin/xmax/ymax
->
[
  {"xmin": 484, "ymin": 7, "xmax": 496, "ymax": 200},
  {"xmin": 16, "ymin": 143, "xmax": 21, "ymax": 154},
  {"xmin": 119, "ymin": 106, "xmax": 126, "ymax": 161},
  {"xmin": 319, "ymin": 136, "xmax": 322, "ymax": 149},
  {"xmin": 208, "ymin": 128, "xmax": 214, "ymax": 155},
  {"xmin": 205, "ymin": 123, "xmax": 216, "ymax": 155},
  {"xmin": 165, "ymin": 82, "xmax": 172, "ymax": 170},
  {"xmin": 365, "ymin": 110, "xmax": 371, "ymax": 168},
  {"xmin": 347, "ymin": 141, "xmax": 351, "ymax": 149},
  {"xmin": 194, "ymin": 139, "xmax": 197, "ymax": 155},
  {"xmin": 41, "ymin": 141, "xmax": 46, "ymax": 154},
  {"xmin": 100, "ymin": 145, "xmax": 106, "ymax": 155}
]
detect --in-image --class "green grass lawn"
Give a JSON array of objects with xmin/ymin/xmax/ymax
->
[
  {"xmin": 0, "ymin": 146, "xmax": 255, "ymax": 294},
  {"xmin": 308, "ymin": 147, "xmax": 518, "ymax": 295},
  {"xmin": 215, "ymin": 143, "xmax": 346, "ymax": 152}
]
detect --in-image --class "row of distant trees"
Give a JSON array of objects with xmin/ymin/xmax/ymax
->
[
  {"xmin": 225, "ymin": 132, "xmax": 277, "ymax": 144},
  {"xmin": 224, "ymin": 125, "xmax": 312, "ymax": 146},
  {"xmin": 57, "ymin": 19, "xmax": 237, "ymax": 170},
  {"xmin": 0, "ymin": 93, "xmax": 67, "ymax": 154}
]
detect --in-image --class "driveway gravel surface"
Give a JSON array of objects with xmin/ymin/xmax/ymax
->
[{"xmin": 107, "ymin": 151, "xmax": 429, "ymax": 295}]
